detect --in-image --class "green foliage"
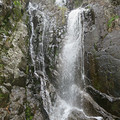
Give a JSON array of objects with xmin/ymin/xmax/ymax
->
[
  {"xmin": 0, "ymin": 64, "xmax": 3, "ymax": 68},
  {"xmin": 0, "ymin": 0, "xmax": 24, "ymax": 37},
  {"xmin": 108, "ymin": 15, "xmax": 119, "ymax": 28},
  {"xmin": 0, "ymin": 28, "xmax": 9, "ymax": 35},
  {"xmin": 0, "ymin": 90, "xmax": 9, "ymax": 106},
  {"xmin": 25, "ymin": 103, "xmax": 34, "ymax": 120},
  {"xmin": 0, "ymin": 93, "xmax": 4, "ymax": 99},
  {"xmin": 13, "ymin": 0, "xmax": 22, "ymax": 8},
  {"xmin": 86, "ymin": 6, "xmax": 91, "ymax": 9},
  {"xmin": 26, "ymin": 65, "xmax": 29, "ymax": 74},
  {"xmin": 94, "ymin": 43, "xmax": 98, "ymax": 51},
  {"xmin": 13, "ymin": 0, "xmax": 22, "ymax": 21},
  {"xmin": 0, "ymin": 13, "xmax": 12, "ymax": 36}
]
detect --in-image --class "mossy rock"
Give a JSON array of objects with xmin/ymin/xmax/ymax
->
[
  {"xmin": 74, "ymin": 0, "xmax": 83, "ymax": 8},
  {"xmin": 109, "ymin": 0, "xmax": 120, "ymax": 5},
  {"xmin": 0, "ymin": 86, "xmax": 9, "ymax": 107}
]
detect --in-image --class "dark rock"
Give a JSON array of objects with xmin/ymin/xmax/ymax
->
[
  {"xmin": 3, "ymin": 83, "xmax": 12, "ymax": 91},
  {"xmin": 84, "ymin": 1, "xmax": 120, "ymax": 118},
  {"xmin": 12, "ymin": 74, "xmax": 26, "ymax": 87},
  {"xmin": 86, "ymin": 86, "xmax": 120, "ymax": 117},
  {"xmin": 66, "ymin": 0, "xmax": 83, "ymax": 10},
  {"xmin": 68, "ymin": 109, "xmax": 97, "ymax": 120},
  {"xmin": 86, "ymin": 30, "xmax": 120, "ymax": 97}
]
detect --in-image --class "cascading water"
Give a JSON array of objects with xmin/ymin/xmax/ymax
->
[
  {"xmin": 28, "ymin": 1, "xmax": 103, "ymax": 120},
  {"xmin": 49, "ymin": 7, "xmax": 103, "ymax": 120},
  {"xmin": 28, "ymin": 2, "xmax": 52, "ymax": 114},
  {"xmin": 58, "ymin": 8, "xmax": 85, "ymax": 106}
]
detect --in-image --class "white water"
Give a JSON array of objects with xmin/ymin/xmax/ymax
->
[
  {"xmin": 28, "ymin": 1, "xmax": 103, "ymax": 120},
  {"xmin": 55, "ymin": 0, "xmax": 66, "ymax": 6},
  {"xmin": 28, "ymin": 2, "xmax": 52, "ymax": 114},
  {"xmin": 59, "ymin": 8, "xmax": 85, "ymax": 105},
  {"xmin": 49, "ymin": 8, "xmax": 103, "ymax": 120}
]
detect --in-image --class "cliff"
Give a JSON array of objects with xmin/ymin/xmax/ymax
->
[{"xmin": 0, "ymin": 0, "xmax": 120, "ymax": 120}]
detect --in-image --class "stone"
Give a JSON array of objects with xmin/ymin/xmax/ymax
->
[
  {"xmin": 84, "ymin": 0, "xmax": 120, "ymax": 118},
  {"xmin": 33, "ymin": 110, "xmax": 44, "ymax": 120},
  {"xmin": 86, "ymin": 86, "xmax": 120, "ymax": 117},
  {"xmin": 0, "ymin": 108, "xmax": 10, "ymax": 120},
  {"xmin": 10, "ymin": 86, "xmax": 26, "ymax": 103},
  {"xmin": 68, "ymin": 109, "xmax": 97, "ymax": 120},
  {"xmin": 1, "ymin": 21, "xmax": 28, "ymax": 87},
  {"xmin": 0, "ymin": 0, "xmax": 28, "ymax": 119},
  {"xmin": 9, "ymin": 86, "xmax": 26, "ymax": 119},
  {"xmin": 3, "ymin": 83, "xmax": 12, "ymax": 91}
]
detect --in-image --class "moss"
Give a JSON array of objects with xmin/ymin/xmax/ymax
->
[
  {"xmin": 25, "ymin": 13, "xmax": 29, "ymax": 26},
  {"xmin": 111, "ymin": 101, "xmax": 120, "ymax": 115},
  {"xmin": 25, "ymin": 103, "xmax": 34, "ymax": 120},
  {"xmin": 107, "ymin": 15, "xmax": 119, "ymax": 28},
  {"xmin": 110, "ymin": 0, "xmax": 120, "ymax": 6},
  {"xmin": 26, "ymin": 65, "xmax": 29, "ymax": 74},
  {"xmin": 74, "ymin": 0, "xmax": 83, "ymax": 8},
  {"xmin": 94, "ymin": 43, "xmax": 98, "ymax": 51},
  {"xmin": 0, "ymin": 92, "xmax": 9, "ymax": 108},
  {"xmin": 0, "ymin": 0, "xmax": 25, "ymax": 37},
  {"xmin": 58, "ymin": 6, "xmax": 67, "ymax": 24},
  {"xmin": 0, "ymin": 63, "xmax": 4, "ymax": 85},
  {"xmin": 13, "ymin": 0, "xmax": 23, "ymax": 21}
]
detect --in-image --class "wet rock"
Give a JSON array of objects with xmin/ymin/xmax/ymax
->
[
  {"xmin": 84, "ymin": 0, "xmax": 120, "ymax": 118},
  {"xmin": 86, "ymin": 30, "xmax": 120, "ymax": 97},
  {"xmin": 82, "ymin": 91, "xmax": 118, "ymax": 120},
  {"xmin": 26, "ymin": 0, "xmax": 67, "ymax": 119},
  {"xmin": 68, "ymin": 110, "xmax": 97, "ymax": 120},
  {"xmin": 86, "ymin": 86, "xmax": 120, "ymax": 117}
]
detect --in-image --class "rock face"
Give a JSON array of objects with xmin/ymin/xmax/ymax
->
[
  {"xmin": 84, "ymin": 0, "xmax": 120, "ymax": 118},
  {"xmin": 26, "ymin": 0, "xmax": 67, "ymax": 119},
  {"xmin": 0, "ymin": 0, "xmax": 29, "ymax": 119}
]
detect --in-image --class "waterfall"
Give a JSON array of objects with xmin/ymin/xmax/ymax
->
[
  {"xmin": 28, "ymin": 2, "xmax": 52, "ymax": 114},
  {"xmin": 49, "ymin": 8, "xmax": 103, "ymax": 120},
  {"xmin": 28, "ymin": 1, "xmax": 103, "ymax": 120},
  {"xmin": 59, "ymin": 8, "xmax": 85, "ymax": 106}
]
